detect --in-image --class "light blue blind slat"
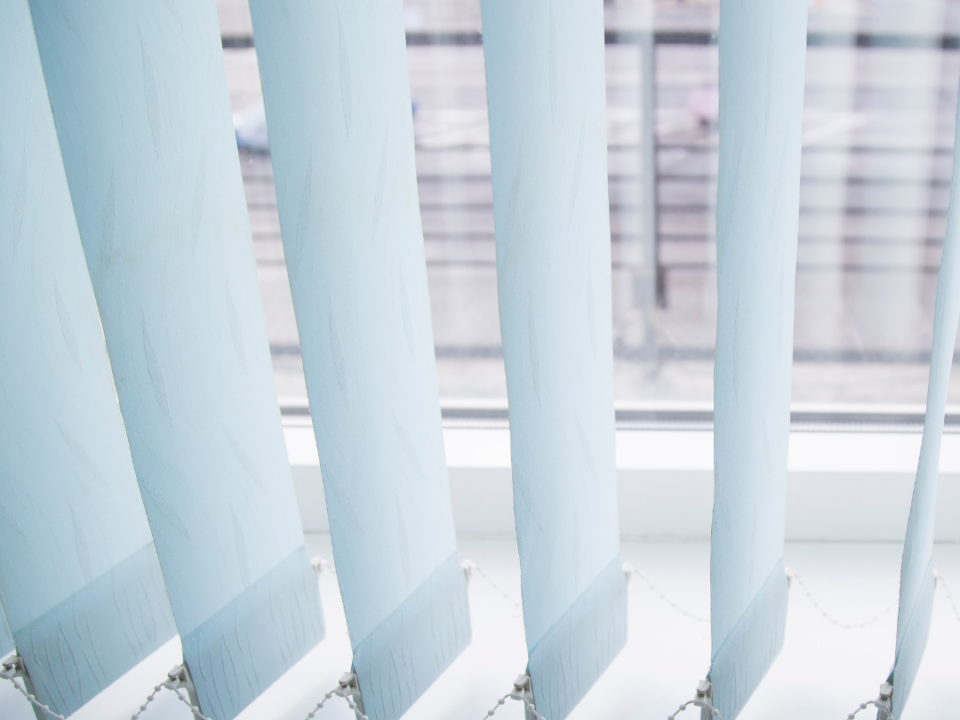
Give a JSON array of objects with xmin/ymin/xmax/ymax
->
[
  {"xmin": 28, "ymin": 3, "xmax": 323, "ymax": 719},
  {"xmin": 709, "ymin": 2, "xmax": 808, "ymax": 717},
  {"xmin": 888, "ymin": 85, "xmax": 960, "ymax": 719},
  {"xmin": 0, "ymin": 2, "xmax": 176, "ymax": 716},
  {"xmin": 481, "ymin": 1, "xmax": 626, "ymax": 718},
  {"xmin": 0, "ymin": 605, "xmax": 11, "ymax": 661},
  {"xmin": 247, "ymin": 3, "xmax": 469, "ymax": 718}
]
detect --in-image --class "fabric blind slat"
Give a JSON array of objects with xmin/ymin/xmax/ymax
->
[
  {"xmin": 481, "ymin": 2, "xmax": 626, "ymax": 718},
  {"xmin": 246, "ymin": 4, "xmax": 470, "ymax": 719},
  {"xmin": 0, "ymin": 2, "xmax": 176, "ymax": 716},
  {"xmin": 28, "ymin": 3, "xmax": 324, "ymax": 719},
  {"xmin": 0, "ymin": 606, "xmax": 11, "ymax": 661},
  {"xmin": 708, "ymin": 2, "xmax": 807, "ymax": 717},
  {"xmin": 885, "ymin": 85, "xmax": 960, "ymax": 720}
]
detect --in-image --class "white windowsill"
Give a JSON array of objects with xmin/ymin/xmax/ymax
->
[{"xmin": 284, "ymin": 412, "xmax": 960, "ymax": 542}]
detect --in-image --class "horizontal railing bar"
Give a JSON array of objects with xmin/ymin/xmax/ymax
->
[
  {"xmin": 268, "ymin": 343, "xmax": 960, "ymax": 367},
  {"xmin": 659, "ymin": 143, "xmax": 955, "ymax": 155},
  {"xmin": 658, "ymin": 175, "xmax": 953, "ymax": 187},
  {"xmin": 662, "ymin": 261, "xmax": 943, "ymax": 274},
  {"xmin": 658, "ymin": 204, "xmax": 948, "ymax": 217},
  {"xmin": 278, "ymin": 397, "xmax": 960, "ymax": 432},
  {"xmin": 248, "ymin": 200, "xmax": 951, "ymax": 218},
  {"xmin": 222, "ymin": 31, "xmax": 960, "ymax": 50},
  {"xmin": 250, "ymin": 230, "xmax": 947, "ymax": 247},
  {"xmin": 641, "ymin": 235, "xmax": 947, "ymax": 248}
]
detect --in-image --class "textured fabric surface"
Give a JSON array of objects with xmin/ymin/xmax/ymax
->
[
  {"xmin": 248, "ymin": 2, "xmax": 469, "ymax": 717},
  {"xmin": 15, "ymin": 544, "xmax": 175, "ymax": 717},
  {"xmin": 182, "ymin": 547, "xmax": 324, "ymax": 720},
  {"xmin": 527, "ymin": 556, "xmax": 628, "ymax": 720},
  {"xmin": 707, "ymin": 561, "xmax": 789, "ymax": 720},
  {"xmin": 0, "ymin": 608, "xmax": 11, "ymax": 661},
  {"xmin": 352, "ymin": 554, "xmax": 471, "ymax": 720},
  {"xmin": 0, "ymin": 2, "xmax": 175, "ymax": 715},
  {"xmin": 709, "ymin": 1, "xmax": 807, "ymax": 715},
  {"xmin": 887, "ymin": 74, "xmax": 960, "ymax": 719},
  {"xmin": 481, "ymin": 0, "xmax": 625, "ymax": 717},
  {"xmin": 30, "ymin": 2, "xmax": 323, "ymax": 717}
]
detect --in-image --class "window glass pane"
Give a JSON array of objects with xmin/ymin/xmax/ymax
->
[{"xmin": 218, "ymin": 0, "xmax": 960, "ymax": 407}]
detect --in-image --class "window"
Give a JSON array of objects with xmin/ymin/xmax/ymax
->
[{"xmin": 224, "ymin": 0, "xmax": 960, "ymax": 408}]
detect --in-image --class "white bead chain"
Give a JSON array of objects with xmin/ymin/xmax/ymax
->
[
  {"xmin": 1, "ymin": 656, "xmax": 66, "ymax": 720},
  {"xmin": 668, "ymin": 680, "xmax": 723, "ymax": 720},
  {"xmin": 303, "ymin": 673, "xmax": 369, "ymax": 720},
  {"xmin": 2, "ymin": 656, "xmax": 213, "ymax": 720},
  {"xmin": 171, "ymin": 686, "xmax": 213, "ymax": 720},
  {"xmin": 9, "ymin": 559, "xmax": 952, "ymax": 720},
  {"xmin": 623, "ymin": 563, "xmax": 709, "ymax": 623},
  {"xmin": 785, "ymin": 567, "xmax": 894, "ymax": 629},
  {"xmin": 483, "ymin": 675, "xmax": 546, "ymax": 720},
  {"xmin": 311, "ymin": 556, "xmax": 337, "ymax": 577},
  {"xmin": 129, "ymin": 681, "xmax": 168, "ymax": 720},
  {"xmin": 846, "ymin": 699, "xmax": 894, "ymax": 720},
  {"xmin": 462, "ymin": 560, "xmax": 523, "ymax": 613},
  {"xmin": 846, "ymin": 683, "xmax": 894, "ymax": 720},
  {"xmin": 934, "ymin": 569, "xmax": 960, "ymax": 622}
]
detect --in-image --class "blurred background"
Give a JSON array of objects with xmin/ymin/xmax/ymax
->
[{"xmin": 218, "ymin": 0, "xmax": 960, "ymax": 407}]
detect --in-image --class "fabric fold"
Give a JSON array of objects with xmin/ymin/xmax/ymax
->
[
  {"xmin": 0, "ymin": 3, "xmax": 176, "ymax": 716},
  {"xmin": 526, "ymin": 555, "xmax": 628, "ymax": 720},
  {"xmin": 30, "ymin": 2, "xmax": 324, "ymax": 717},
  {"xmin": 708, "ymin": 1, "xmax": 807, "ymax": 716},
  {"xmin": 481, "ymin": 1, "xmax": 625, "ymax": 716},
  {"xmin": 351, "ymin": 554, "xmax": 471, "ymax": 720},
  {"xmin": 247, "ymin": 2, "xmax": 470, "ymax": 718},
  {"xmin": 884, "ymin": 67, "xmax": 960, "ymax": 720}
]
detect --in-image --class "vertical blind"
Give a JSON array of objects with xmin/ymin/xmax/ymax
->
[
  {"xmin": 28, "ymin": 2, "xmax": 323, "ymax": 719},
  {"xmin": 708, "ymin": 1, "xmax": 807, "ymax": 718},
  {"xmin": 886, "ymin": 84, "xmax": 960, "ymax": 718},
  {"xmin": 481, "ymin": 1, "xmax": 627, "ymax": 718},
  {"xmin": 247, "ymin": 1, "xmax": 471, "ymax": 718},
  {"xmin": 0, "ymin": 2, "xmax": 175, "ymax": 716},
  {"xmin": 2, "ymin": 1, "xmax": 959, "ymax": 718},
  {"xmin": 0, "ymin": 607, "xmax": 11, "ymax": 662}
]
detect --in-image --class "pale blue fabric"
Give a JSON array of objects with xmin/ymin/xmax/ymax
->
[
  {"xmin": 706, "ymin": 561, "xmax": 789, "ymax": 718},
  {"xmin": 481, "ymin": 1, "xmax": 626, "ymax": 716},
  {"xmin": 710, "ymin": 1, "xmax": 807, "ymax": 717},
  {"xmin": 14, "ymin": 544, "xmax": 174, "ymax": 716},
  {"xmin": 181, "ymin": 546, "xmax": 323, "ymax": 720},
  {"xmin": 886, "ymin": 84, "xmax": 960, "ymax": 720},
  {"xmin": 246, "ymin": 3, "xmax": 469, "ymax": 717},
  {"xmin": 351, "ymin": 554, "xmax": 470, "ymax": 720},
  {"xmin": 526, "ymin": 556, "xmax": 628, "ymax": 720},
  {"xmin": 0, "ymin": 605, "xmax": 11, "ymax": 660},
  {"xmin": 29, "ymin": 3, "xmax": 323, "ymax": 718},
  {"xmin": 0, "ymin": 2, "xmax": 175, "ymax": 716}
]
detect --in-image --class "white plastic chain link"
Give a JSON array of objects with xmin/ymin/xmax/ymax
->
[
  {"xmin": 303, "ymin": 673, "xmax": 369, "ymax": 720},
  {"xmin": 785, "ymin": 567, "xmax": 894, "ymax": 629},
  {"xmin": 483, "ymin": 674, "xmax": 546, "ymax": 720},
  {"xmin": 170, "ymin": 687, "xmax": 213, "ymax": 720},
  {"xmin": 623, "ymin": 563, "xmax": 709, "ymax": 623},
  {"xmin": 462, "ymin": 560, "xmax": 523, "ymax": 614},
  {"xmin": 130, "ymin": 667, "xmax": 366, "ymax": 720},
  {"xmin": 135, "ymin": 665, "xmax": 212, "ymax": 720},
  {"xmin": 1, "ymin": 655, "xmax": 65, "ymax": 720},
  {"xmin": 311, "ymin": 556, "xmax": 337, "ymax": 577},
  {"xmin": 668, "ymin": 680, "xmax": 723, "ymax": 720},
  {"xmin": 934, "ymin": 569, "xmax": 960, "ymax": 622},
  {"xmin": 846, "ymin": 698, "xmax": 894, "ymax": 720},
  {"xmin": 129, "ymin": 680, "xmax": 169, "ymax": 720},
  {"xmin": 0, "ymin": 656, "xmax": 212, "ymax": 720},
  {"xmin": 846, "ymin": 682, "xmax": 894, "ymax": 720},
  {"xmin": 8, "ymin": 555, "xmax": 954, "ymax": 720}
]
